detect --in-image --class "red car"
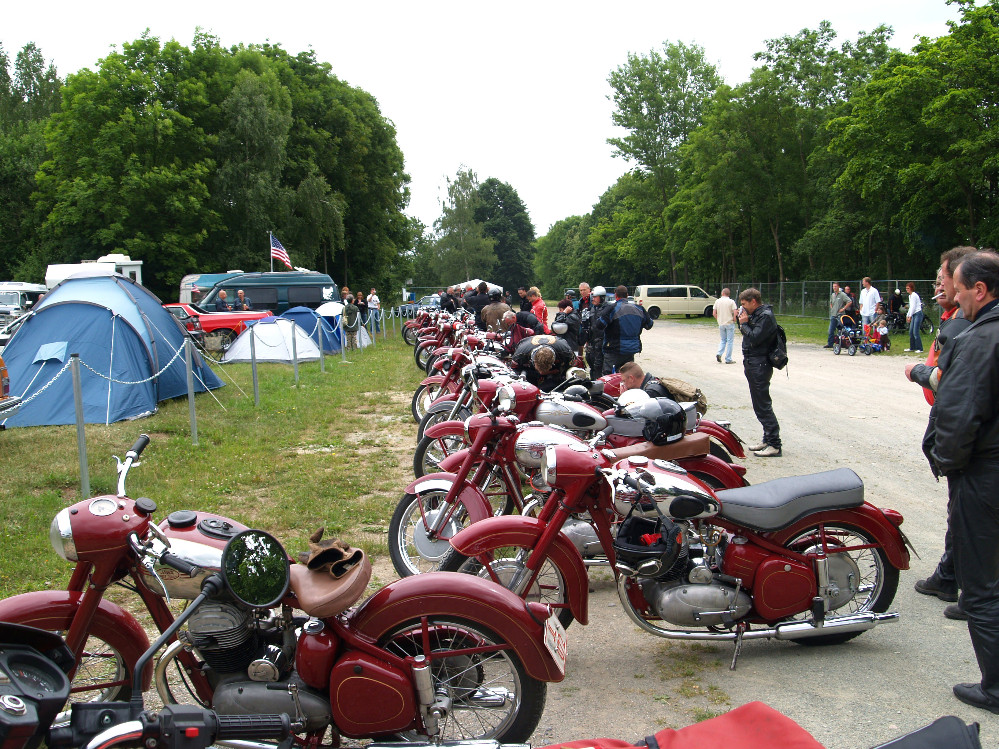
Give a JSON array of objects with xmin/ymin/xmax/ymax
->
[{"xmin": 164, "ymin": 303, "xmax": 271, "ymax": 350}]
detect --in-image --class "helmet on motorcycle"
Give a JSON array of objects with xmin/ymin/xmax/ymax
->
[
  {"xmin": 552, "ymin": 313, "xmax": 569, "ymax": 335},
  {"xmin": 632, "ymin": 397, "xmax": 686, "ymax": 445},
  {"xmin": 612, "ymin": 512, "xmax": 685, "ymax": 579},
  {"xmin": 563, "ymin": 384, "xmax": 589, "ymax": 400},
  {"xmin": 618, "ymin": 389, "xmax": 651, "ymax": 410},
  {"xmin": 592, "ymin": 285, "xmax": 607, "ymax": 299}
]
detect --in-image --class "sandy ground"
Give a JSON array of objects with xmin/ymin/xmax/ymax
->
[{"xmin": 513, "ymin": 319, "xmax": 994, "ymax": 748}]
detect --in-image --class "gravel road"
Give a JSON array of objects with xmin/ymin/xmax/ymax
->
[{"xmin": 525, "ymin": 318, "xmax": 995, "ymax": 748}]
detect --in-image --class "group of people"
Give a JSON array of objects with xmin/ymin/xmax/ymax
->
[
  {"xmin": 824, "ymin": 278, "xmax": 925, "ymax": 353},
  {"xmin": 213, "ymin": 289, "xmax": 253, "ymax": 311},
  {"xmin": 340, "ymin": 287, "xmax": 381, "ymax": 350}
]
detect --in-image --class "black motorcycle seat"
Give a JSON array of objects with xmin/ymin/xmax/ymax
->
[{"xmin": 715, "ymin": 468, "xmax": 864, "ymax": 532}]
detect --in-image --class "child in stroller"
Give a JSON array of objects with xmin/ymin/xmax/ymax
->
[
  {"xmin": 861, "ymin": 302, "xmax": 891, "ymax": 354},
  {"xmin": 832, "ymin": 312, "xmax": 864, "ymax": 355}
]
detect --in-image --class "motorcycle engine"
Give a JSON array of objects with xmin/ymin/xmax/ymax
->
[
  {"xmin": 182, "ymin": 602, "xmax": 257, "ymax": 673},
  {"xmin": 561, "ymin": 516, "xmax": 602, "ymax": 558}
]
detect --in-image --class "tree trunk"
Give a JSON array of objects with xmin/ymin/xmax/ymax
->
[{"xmin": 768, "ymin": 217, "xmax": 785, "ymax": 282}]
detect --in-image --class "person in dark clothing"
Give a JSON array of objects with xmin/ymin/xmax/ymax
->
[
  {"xmin": 618, "ymin": 362, "xmax": 671, "ymax": 399},
  {"xmin": 512, "ymin": 334, "xmax": 575, "ymax": 392},
  {"xmin": 737, "ymin": 288, "xmax": 781, "ymax": 457},
  {"xmin": 552, "ymin": 299, "xmax": 582, "ymax": 352},
  {"xmin": 467, "ymin": 282, "xmax": 491, "ymax": 330},
  {"xmin": 585, "ymin": 286, "xmax": 608, "ymax": 379},
  {"xmin": 501, "ymin": 311, "xmax": 536, "ymax": 349},
  {"xmin": 517, "ymin": 286, "xmax": 532, "ymax": 312},
  {"xmin": 214, "ymin": 290, "xmax": 232, "ymax": 311},
  {"xmin": 440, "ymin": 287, "xmax": 457, "ymax": 313},
  {"xmin": 594, "ymin": 285, "xmax": 653, "ymax": 375},
  {"xmin": 929, "ymin": 250, "xmax": 999, "ymax": 714},
  {"xmin": 907, "ymin": 246, "xmax": 976, "ymax": 613}
]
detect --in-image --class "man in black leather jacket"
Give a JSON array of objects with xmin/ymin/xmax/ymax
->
[
  {"xmin": 930, "ymin": 250, "xmax": 999, "ymax": 714},
  {"xmin": 737, "ymin": 288, "xmax": 781, "ymax": 457}
]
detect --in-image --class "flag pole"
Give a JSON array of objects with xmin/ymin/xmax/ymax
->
[{"xmin": 269, "ymin": 231, "xmax": 274, "ymax": 272}]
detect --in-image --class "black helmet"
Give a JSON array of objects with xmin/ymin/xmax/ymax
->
[
  {"xmin": 628, "ymin": 397, "xmax": 686, "ymax": 445},
  {"xmin": 489, "ymin": 289, "xmax": 502, "ymax": 301},
  {"xmin": 613, "ymin": 513, "xmax": 685, "ymax": 578}
]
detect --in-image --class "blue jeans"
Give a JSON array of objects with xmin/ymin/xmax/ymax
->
[
  {"xmin": 827, "ymin": 316, "xmax": 839, "ymax": 345},
  {"xmin": 717, "ymin": 323, "xmax": 735, "ymax": 362},
  {"xmin": 909, "ymin": 311, "xmax": 924, "ymax": 351}
]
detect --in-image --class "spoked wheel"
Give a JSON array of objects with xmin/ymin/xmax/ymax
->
[
  {"xmin": 380, "ymin": 616, "xmax": 546, "ymax": 743},
  {"xmin": 412, "ymin": 383, "xmax": 445, "ymax": 422},
  {"xmin": 155, "ymin": 640, "xmax": 212, "ymax": 707},
  {"xmin": 389, "ymin": 489, "xmax": 475, "ymax": 577},
  {"xmin": 440, "ymin": 546, "xmax": 574, "ymax": 628},
  {"xmin": 413, "ymin": 432, "xmax": 465, "ymax": 476},
  {"xmin": 920, "ymin": 317, "xmax": 935, "ymax": 335},
  {"xmin": 403, "ymin": 326, "xmax": 418, "ymax": 345},
  {"xmin": 782, "ymin": 522, "xmax": 899, "ymax": 645},
  {"xmin": 415, "ymin": 344, "xmax": 434, "ymax": 371},
  {"xmin": 417, "ymin": 402, "xmax": 473, "ymax": 442}
]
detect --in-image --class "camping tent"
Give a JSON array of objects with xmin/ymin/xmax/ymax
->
[
  {"xmin": 2, "ymin": 273, "xmax": 223, "ymax": 428},
  {"xmin": 281, "ymin": 306, "xmax": 340, "ymax": 353},
  {"xmin": 221, "ymin": 318, "xmax": 321, "ymax": 363},
  {"xmin": 315, "ymin": 302, "xmax": 372, "ymax": 348}
]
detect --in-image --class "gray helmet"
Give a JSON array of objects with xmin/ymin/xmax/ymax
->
[{"xmin": 592, "ymin": 285, "xmax": 607, "ymax": 299}]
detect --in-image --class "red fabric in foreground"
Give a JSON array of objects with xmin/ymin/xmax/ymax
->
[{"xmin": 537, "ymin": 702, "xmax": 825, "ymax": 749}]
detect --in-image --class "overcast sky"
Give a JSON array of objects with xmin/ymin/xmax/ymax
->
[{"xmin": 6, "ymin": 1, "xmax": 962, "ymax": 238}]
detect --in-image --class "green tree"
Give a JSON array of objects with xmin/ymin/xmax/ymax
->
[
  {"xmin": 474, "ymin": 177, "xmax": 535, "ymax": 291},
  {"xmin": 431, "ymin": 168, "xmax": 496, "ymax": 283}
]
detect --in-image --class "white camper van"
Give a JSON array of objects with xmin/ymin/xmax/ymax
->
[{"xmin": 0, "ymin": 282, "xmax": 47, "ymax": 327}]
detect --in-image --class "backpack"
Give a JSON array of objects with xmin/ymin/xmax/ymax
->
[{"xmin": 769, "ymin": 323, "xmax": 788, "ymax": 370}]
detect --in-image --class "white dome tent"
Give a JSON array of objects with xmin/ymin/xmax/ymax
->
[{"xmin": 221, "ymin": 318, "xmax": 321, "ymax": 363}]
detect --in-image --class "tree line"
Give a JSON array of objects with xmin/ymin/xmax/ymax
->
[
  {"xmin": 0, "ymin": 33, "xmax": 410, "ymax": 301},
  {"xmin": 533, "ymin": 0, "xmax": 999, "ymax": 299}
]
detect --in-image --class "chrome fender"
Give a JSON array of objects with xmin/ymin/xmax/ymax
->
[
  {"xmin": 448, "ymin": 516, "xmax": 590, "ymax": 625},
  {"xmin": 348, "ymin": 572, "xmax": 565, "ymax": 683},
  {"xmin": 403, "ymin": 473, "xmax": 492, "ymax": 524}
]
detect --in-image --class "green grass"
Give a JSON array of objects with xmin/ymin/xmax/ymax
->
[{"xmin": 0, "ymin": 335, "xmax": 423, "ymax": 597}]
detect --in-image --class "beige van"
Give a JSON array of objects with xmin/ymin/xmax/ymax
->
[{"xmin": 634, "ymin": 285, "xmax": 717, "ymax": 319}]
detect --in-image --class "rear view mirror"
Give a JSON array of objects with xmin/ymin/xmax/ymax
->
[{"xmin": 221, "ymin": 530, "xmax": 290, "ymax": 608}]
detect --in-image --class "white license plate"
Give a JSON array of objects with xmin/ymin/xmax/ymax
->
[{"xmin": 543, "ymin": 613, "xmax": 568, "ymax": 675}]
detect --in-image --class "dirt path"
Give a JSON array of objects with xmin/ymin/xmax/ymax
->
[{"xmin": 521, "ymin": 319, "xmax": 993, "ymax": 747}]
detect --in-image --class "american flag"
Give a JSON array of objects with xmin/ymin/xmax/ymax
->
[{"xmin": 270, "ymin": 235, "xmax": 293, "ymax": 269}]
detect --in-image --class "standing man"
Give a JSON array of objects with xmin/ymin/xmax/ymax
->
[
  {"xmin": 825, "ymin": 282, "xmax": 850, "ymax": 348},
  {"xmin": 585, "ymin": 286, "xmax": 608, "ymax": 379},
  {"xmin": 929, "ymin": 250, "xmax": 999, "ymax": 713},
  {"xmin": 712, "ymin": 288, "xmax": 738, "ymax": 364},
  {"xmin": 441, "ymin": 287, "xmax": 457, "ymax": 313},
  {"xmin": 517, "ymin": 286, "xmax": 532, "ymax": 312},
  {"xmin": 481, "ymin": 290, "xmax": 512, "ymax": 332},
  {"xmin": 905, "ymin": 281, "xmax": 924, "ymax": 352},
  {"xmin": 214, "ymin": 290, "xmax": 232, "ymax": 311},
  {"xmin": 907, "ymin": 246, "xmax": 975, "ymax": 614},
  {"xmin": 527, "ymin": 287, "xmax": 550, "ymax": 334},
  {"xmin": 577, "ymin": 283, "xmax": 593, "ymax": 356},
  {"xmin": 859, "ymin": 277, "xmax": 881, "ymax": 327},
  {"xmin": 737, "ymin": 288, "xmax": 781, "ymax": 457},
  {"xmin": 233, "ymin": 289, "xmax": 252, "ymax": 310},
  {"xmin": 594, "ymin": 285, "xmax": 653, "ymax": 375},
  {"xmin": 368, "ymin": 288, "xmax": 381, "ymax": 332}
]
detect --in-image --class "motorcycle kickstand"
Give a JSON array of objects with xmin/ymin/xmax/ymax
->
[{"xmin": 730, "ymin": 622, "xmax": 747, "ymax": 671}]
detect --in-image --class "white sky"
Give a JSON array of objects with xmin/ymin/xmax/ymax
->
[{"xmin": 6, "ymin": 0, "xmax": 961, "ymax": 237}]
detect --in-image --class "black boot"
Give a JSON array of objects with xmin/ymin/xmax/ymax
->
[{"xmin": 914, "ymin": 570, "xmax": 959, "ymax": 602}]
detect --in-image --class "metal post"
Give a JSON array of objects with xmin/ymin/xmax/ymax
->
[
  {"xmin": 71, "ymin": 354, "xmax": 90, "ymax": 498},
  {"xmin": 291, "ymin": 323, "xmax": 299, "ymax": 385},
  {"xmin": 184, "ymin": 338, "xmax": 198, "ymax": 446},
  {"xmin": 367, "ymin": 311, "xmax": 376, "ymax": 347},
  {"xmin": 801, "ymin": 281, "xmax": 806, "ymax": 317},
  {"xmin": 250, "ymin": 326, "xmax": 260, "ymax": 406},
  {"xmin": 315, "ymin": 320, "xmax": 325, "ymax": 374}
]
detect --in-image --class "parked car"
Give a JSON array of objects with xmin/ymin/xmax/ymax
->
[
  {"xmin": 633, "ymin": 284, "xmax": 717, "ymax": 319},
  {"xmin": 401, "ymin": 294, "xmax": 441, "ymax": 317},
  {"xmin": 164, "ymin": 303, "xmax": 271, "ymax": 351},
  {"xmin": 0, "ymin": 353, "xmax": 21, "ymax": 424}
]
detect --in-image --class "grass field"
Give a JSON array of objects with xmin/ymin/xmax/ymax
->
[{"xmin": 0, "ymin": 335, "xmax": 423, "ymax": 597}]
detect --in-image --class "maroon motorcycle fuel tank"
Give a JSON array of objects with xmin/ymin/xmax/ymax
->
[{"xmin": 330, "ymin": 652, "xmax": 416, "ymax": 736}]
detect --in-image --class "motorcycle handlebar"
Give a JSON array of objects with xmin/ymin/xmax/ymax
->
[
  {"xmin": 213, "ymin": 713, "xmax": 293, "ymax": 741},
  {"xmin": 159, "ymin": 552, "xmax": 201, "ymax": 577},
  {"xmin": 127, "ymin": 434, "xmax": 150, "ymax": 459}
]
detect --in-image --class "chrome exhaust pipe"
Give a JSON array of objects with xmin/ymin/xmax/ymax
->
[{"xmin": 774, "ymin": 611, "xmax": 899, "ymax": 640}]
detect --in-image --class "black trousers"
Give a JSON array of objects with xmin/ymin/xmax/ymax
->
[
  {"xmin": 744, "ymin": 358, "xmax": 781, "ymax": 449},
  {"xmin": 586, "ymin": 344, "xmax": 604, "ymax": 380},
  {"xmin": 601, "ymin": 350, "xmax": 635, "ymax": 375},
  {"xmin": 950, "ymin": 463, "xmax": 999, "ymax": 698}
]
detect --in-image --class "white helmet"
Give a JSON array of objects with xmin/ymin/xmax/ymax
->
[
  {"xmin": 618, "ymin": 389, "xmax": 651, "ymax": 411},
  {"xmin": 592, "ymin": 285, "xmax": 607, "ymax": 298},
  {"xmin": 552, "ymin": 321, "xmax": 569, "ymax": 335}
]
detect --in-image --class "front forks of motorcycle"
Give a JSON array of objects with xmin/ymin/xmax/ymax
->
[{"xmin": 412, "ymin": 655, "xmax": 451, "ymax": 741}]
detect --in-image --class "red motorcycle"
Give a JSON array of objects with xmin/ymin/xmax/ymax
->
[
  {"xmin": 0, "ymin": 436, "xmax": 565, "ymax": 744},
  {"xmin": 441, "ymin": 409, "xmax": 911, "ymax": 667}
]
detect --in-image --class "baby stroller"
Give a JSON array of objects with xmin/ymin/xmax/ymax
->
[
  {"xmin": 861, "ymin": 322, "xmax": 891, "ymax": 354},
  {"xmin": 832, "ymin": 314, "xmax": 864, "ymax": 355}
]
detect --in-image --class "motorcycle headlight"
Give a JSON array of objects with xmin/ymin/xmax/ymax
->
[
  {"xmin": 49, "ymin": 508, "xmax": 77, "ymax": 562},
  {"xmin": 497, "ymin": 385, "xmax": 515, "ymax": 413},
  {"xmin": 539, "ymin": 444, "xmax": 558, "ymax": 489}
]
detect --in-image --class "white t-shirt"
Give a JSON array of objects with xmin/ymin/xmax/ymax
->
[
  {"xmin": 713, "ymin": 296, "xmax": 737, "ymax": 326},
  {"xmin": 908, "ymin": 291, "xmax": 922, "ymax": 317},
  {"xmin": 859, "ymin": 286, "xmax": 881, "ymax": 317},
  {"xmin": 369, "ymin": 293, "xmax": 381, "ymax": 310}
]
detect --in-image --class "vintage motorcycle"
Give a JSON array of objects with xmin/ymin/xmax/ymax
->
[
  {"xmin": 440, "ymin": 398, "xmax": 912, "ymax": 667},
  {"xmin": 0, "ymin": 436, "xmax": 565, "ymax": 744}
]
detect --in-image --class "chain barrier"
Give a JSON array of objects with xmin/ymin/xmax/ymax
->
[
  {"xmin": 78, "ymin": 336, "xmax": 187, "ymax": 385},
  {"xmin": 14, "ymin": 358, "xmax": 73, "ymax": 407}
]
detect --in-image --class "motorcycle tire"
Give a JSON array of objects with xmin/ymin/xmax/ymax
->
[
  {"xmin": 413, "ymin": 432, "xmax": 465, "ymax": 477},
  {"xmin": 783, "ymin": 522, "xmax": 899, "ymax": 646},
  {"xmin": 415, "ymin": 343, "xmax": 433, "ymax": 371},
  {"xmin": 848, "ymin": 344, "xmax": 857, "ymax": 356},
  {"xmin": 424, "ymin": 352, "xmax": 442, "ymax": 376},
  {"xmin": 417, "ymin": 402, "xmax": 473, "ymax": 442},
  {"xmin": 411, "ymin": 383, "xmax": 444, "ymax": 423},
  {"xmin": 920, "ymin": 317, "xmax": 935, "ymax": 335},
  {"xmin": 403, "ymin": 325, "xmax": 418, "ymax": 346},
  {"xmin": 833, "ymin": 343, "xmax": 842, "ymax": 355},
  {"xmin": 389, "ymin": 489, "xmax": 474, "ymax": 577},
  {"xmin": 864, "ymin": 344, "xmax": 872, "ymax": 356},
  {"xmin": 708, "ymin": 441, "xmax": 733, "ymax": 464},
  {"xmin": 440, "ymin": 547, "xmax": 575, "ymax": 629},
  {"xmin": 379, "ymin": 616, "xmax": 546, "ymax": 743}
]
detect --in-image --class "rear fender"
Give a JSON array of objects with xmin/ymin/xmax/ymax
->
[
  {"xmin": 767, "ymin": 504, "xmax": 910, "ymax": 571},
  {"xmin": 0, "ymin": 591, "xmax": 153, "ymax": 688},
  {"xmin": 696, "ymin": 421, "xmax": 745, "ymax": 458},
  {"xmin": 679, "ymin": 455, "xmax": 747, "ymax": 489},
  {"xmin": 418, "ymin": 374, "xmax": 446, "ymax": 388},
  {"xmin": 423, "ymin": 420, "xmax": 467, "ymax": 440},
  {"xmin": 348, "ymin": 572, "xmax": 565, "ymax": 683},
  {"xmin": 403, "ymin": 473, "xmax": 492, "ymax": 524},
  {"xmin": 448, "ymin": 516, "xmax": 589, "ymax": 625}
]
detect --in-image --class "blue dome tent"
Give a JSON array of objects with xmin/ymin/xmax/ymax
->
[
  {"xmin": 281, "ymin": 306, "xmax": 341, "ymax": 353},
  {"xmin": 2, "ymin": 273, "xmax": 223, "ymax": 427}
]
